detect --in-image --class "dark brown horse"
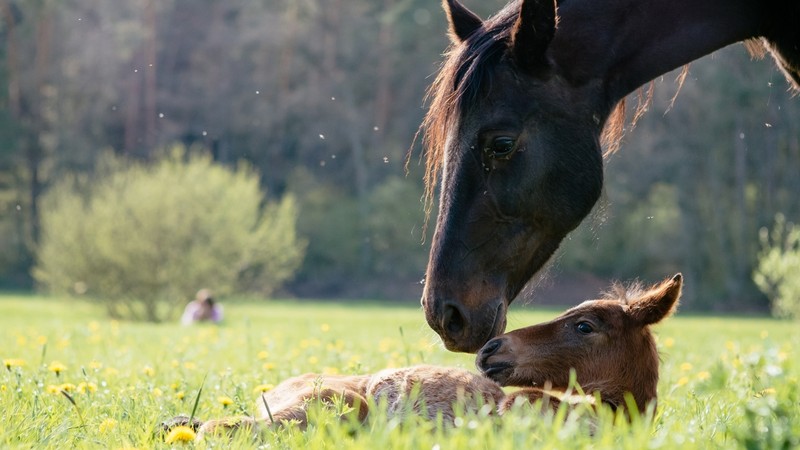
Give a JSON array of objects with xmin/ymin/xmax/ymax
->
[{"xmin": 421, "ymin": 0, "xmax": 800, "ymax": 352}]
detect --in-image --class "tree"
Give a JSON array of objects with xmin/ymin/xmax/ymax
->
[{"xmin": 33, "ymin": 147, "xmax": 305, "ymax": 321}]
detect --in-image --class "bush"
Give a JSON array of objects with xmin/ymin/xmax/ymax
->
[
  {"xmin": 753, "ymin": 214, "xmax": 800, "ymax": 319},
  {"xmin": 34, "ymin": 147, "xmax": 305, "ymax": 321}
]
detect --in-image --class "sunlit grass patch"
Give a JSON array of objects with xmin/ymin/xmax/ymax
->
[{"xmin": 0, "ymin": 294, "xmax": 798, "ymax": 449}]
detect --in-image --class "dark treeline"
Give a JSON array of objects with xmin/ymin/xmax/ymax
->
[{"xmin": 1, "ymin": 0, "xmax": 798, "ymax": 310}]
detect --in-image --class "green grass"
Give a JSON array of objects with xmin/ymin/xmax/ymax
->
[{"xmin": 1, "ymin": 293, "xmax": 798, "ymax": 449}]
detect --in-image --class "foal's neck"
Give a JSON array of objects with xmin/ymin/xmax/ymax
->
[{"xmin": 549, "ymin": 0, "xmax": 766, "ymax": 102}]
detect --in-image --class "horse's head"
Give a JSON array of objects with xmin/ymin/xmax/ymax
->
[
  {"xmin": 476, "ymin": 274, "xmax": 682, "ymax": 411},
  {"xmin": 421, "ymin": 0, "xmax": 607, "ymax": 352}
]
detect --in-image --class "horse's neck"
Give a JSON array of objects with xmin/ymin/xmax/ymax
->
[{"xmin": 550, "ymin": 0, "xmax": 766, "ymax": 102}]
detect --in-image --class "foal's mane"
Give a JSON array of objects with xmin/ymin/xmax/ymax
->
[{"xmin": 600, "ymin": 281, "xmax": 646, "ymax": 306}]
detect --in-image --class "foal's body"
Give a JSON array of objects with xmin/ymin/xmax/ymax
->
[
  {"xmin": 250, "ymin": 365, "xmax": 504, "ymax": 426},
  {"xmin": 175, "ymin": 274, "xmax": 683, "ymax": 438}
]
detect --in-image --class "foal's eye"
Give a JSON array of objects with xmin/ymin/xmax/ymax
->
[
  {"xmin": 576, "ymin": 322, "xmax": 594, "ymax": 335},
  {"xmin": 485, "ymin": 136, "xmax": 516, "ymax": 159}
]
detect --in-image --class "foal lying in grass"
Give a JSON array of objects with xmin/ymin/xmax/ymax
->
[{"xmin": 169, "ymin": 274, "xmax": 681, "ymax": 437}]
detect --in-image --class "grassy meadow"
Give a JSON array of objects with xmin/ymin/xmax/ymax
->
[{"xmin": 1, "ymin": 293, "xmax": 798, "ymax": 449}]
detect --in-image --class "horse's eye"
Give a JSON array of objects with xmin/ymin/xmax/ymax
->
[
  {"xmin": 576, "ymin": 322, "xmax": 594, "ymax": 335},
  {"xmin": 486, "ymin": 136, "xmax": 516, "ymax": 159}
]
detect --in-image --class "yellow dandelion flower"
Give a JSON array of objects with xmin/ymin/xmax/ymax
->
[
  {"xmin": 257, "ymin": 350, "xmax": 269, "ymax": 360},
  {"xmin": 323, "ymin": 366, "xmax": 340, "ymax": 375},
  {"xmin": 104, "ymin": 367, "xmax": 119, "ymax": 377},
  {"xmin": 59, "ymin": 383, "xmax": 76, "ymax": 392},
  {"xmin": 679, "ymin": 362, "xmax": 693, "ymax": 372},
  {"xmin": 142, "ymin": 366, "xmax": 155, "ymax": 377},
  {"xmin": 676, "ymin": 377, "xmax": 689, "ymax": 387},
  {"xmin": 725, "ymin": 341, "xmax": 736, "ymax": 351},
  {"xmin": 696, "ymin": 371, "xmax": 711, "ymax": 381},
  {"xmin": 16, "ymin": 335, "xmax": 26, "ymax": 346},
  {"xmin": 1, "ymin": 384, "xmax": 7, "ymax": 392},
  {"xmin": 37, "ymin": 336, "xmax": 48, "ymax": 346},
  {"xmin": 78, "ymin": 382, "xmax": 98, "ymax": 394},
  {"xmin": 98, "ymin": 418, "xmax": 118, "ymax": 433},
  {"xmin": 326, "ymin": 340, "xmax": 345, "ymax": 352},
  {"xmin": 152, "ymin": 388, "xmax": 163, "ymax": 397},
  {"xmin": 760, "ymin": 330, "xmax": 769, "ymax": 339},
  {"xmin": 253, "ymin": 384, "xmax": 274, "ymax": 394},
  {"xmin": 662, "ymin": 337, "xmax": 675, "ymax": 348},
  {"xmin": 308, "ymin": 356, "xmax": 319, "ymax": 365},
  {"xmin": 218, "ymin": 395, "xmax": 234, "ymax": 407},
  {"xmin": 3, "ymin": 358, "xmax": 26, "ymax": 370},
  {"xmin": 171, "ymin": 360, "xmax": 180, "ymax": 368},
  {"xmin": 46, "ymin": 384, "xmax": 61, "ymax": 394},
  {"xmin": 164, "ymin": 426, "xmax": 196, "ymax": 443},
  {"xmin": 175, "ymin": 391, "xmax": 185, "ymax": 400},
  {"xmin": 48, "ymin": 361, "xmax": 67, "ymax": 376},
  {"xmin": 183, "ymin": 362, "xmax": 197, "ymax": 370},
  {"xmin": 88, "ymin": 360, "xmax": 103, "ymax": 370},
  {"xmin": 56, "ymin": 338, "xmax": 70, "ymax": 349},
  {"xmin": 320, "ymin": 323, "xmax": 330, "ymax": 332},
  {"xmin": 88, "ymin": 321, "xmax": 100, "ymax": 332},
  {"xmin": 262, "ymin": 362, "xmax": 275, "ymax": 371}
]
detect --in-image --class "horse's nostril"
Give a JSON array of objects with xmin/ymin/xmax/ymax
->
[
  {"xmin": 481, "ymin": 338, "xmax": 502, "ymax": 357},
  {"xmin": 443, "ymin": 303, "xmax": 465, "ymax": 337}
]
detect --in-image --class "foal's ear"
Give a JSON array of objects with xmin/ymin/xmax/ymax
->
[
  {"xmin": 442, "ymin": 0, "xmax": 482, "ymax": 43},
  {"xmin": 629, "ymin": 274, "xmax": 682, "ymax": 325},
  {"xmin": 511, "ymin": 0, "xmax": 557, "ymax": 72}
]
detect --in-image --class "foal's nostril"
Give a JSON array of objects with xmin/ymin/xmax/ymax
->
[
  {"xmin": 442, "ymin": 302, "xmax": 466, "ymax": 337},
  {"xmin": 480, "ymin": 338, "xmax": 502, "ymax": 357}
]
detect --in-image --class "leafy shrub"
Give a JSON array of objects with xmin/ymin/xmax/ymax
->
[
  {"xmin": 753, "ymin": 214, "xmax": 800, "ymax": 319},
  {"xmin": 34, "ymin": 147, "xmax": 305, "ymax": 321}
]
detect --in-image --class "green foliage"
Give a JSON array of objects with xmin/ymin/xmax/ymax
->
[
  {"xmin": 1, "ymin": 1, "xmax": 799, "ymax": 308},
  {"xmin": 753, "ymin": 214, "xmax": 800, "ymax": 319},
  {"xmin": 290, "ymin": 171, "xmax": 427, "ymax": 297},
  {"xmin": 33, "ymin": 147, "xmax": 305, "ymax": 321},
  {"xmin": 0, "ymin": 294, "xmax": 798, "ymax": 448},
  {"xmin": 366, "ymin": 176, "xmax": 428, "ymax": 278}
]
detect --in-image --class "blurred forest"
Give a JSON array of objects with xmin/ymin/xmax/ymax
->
[{"xmin": 0, "ymin": 0, "xmax": 798, "ymax": 311}]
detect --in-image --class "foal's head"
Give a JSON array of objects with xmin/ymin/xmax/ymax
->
[{"xmin": 477, "ymin": 274, "xmax": 682, "ymax": 412}]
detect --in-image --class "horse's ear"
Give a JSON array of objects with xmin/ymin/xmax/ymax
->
[
  {"xmin": 629, "ymin": 274, "xmax": 682, "ymax": 326},
  {"xmin": 511, "ymin": 0, "xmax": 557, "ymax": 72},
  {"xmin": 442, "ymin": 0, "xmax": 482, "ymax": 43}
]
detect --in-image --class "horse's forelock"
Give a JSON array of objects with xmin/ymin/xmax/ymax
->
[{"xmin": 417, "ymin": 6, "xmax": 519, "ymax": 224}]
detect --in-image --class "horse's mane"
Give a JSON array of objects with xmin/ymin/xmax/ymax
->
[
  {"xmin": 414, "ymin": 1, "xmax": 662, "ymax": 222},
  {"xmin": 416, "ymin": 3, "xmax": 518, "ymax": 221}
]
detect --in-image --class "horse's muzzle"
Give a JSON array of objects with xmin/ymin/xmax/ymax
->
[{"xmin": 424, "ymin": 296, "xmax": 507, "ymax": 353}]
